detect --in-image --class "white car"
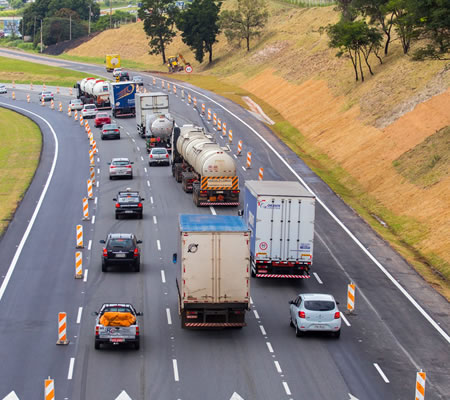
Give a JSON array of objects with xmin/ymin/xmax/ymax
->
[
  {"xmin": 289, "ymin": 293, "xmax": 341, "ymax": 338},
  {"xmin": 0, "ymin": 84, "xmax": 7, "ymax": 94},
  {"xmin": 81, "ymin": 104, "xmax": 98, "ymax": 119},
  {"xmin": 109, "ymin": 158, "xmax": 134, "ymax": 180},
  {"xmin": 112, "ymin": 67, "xmax": 123, "ymax": 77},
  {"xmin": 69, "ymin": 98, "xmax": 83, "ymax": 111}
]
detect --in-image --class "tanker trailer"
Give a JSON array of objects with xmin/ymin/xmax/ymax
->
[
  {"xmin": 145, "ymin": 113, "xmax": 174, "ymax": 152},
  {"xmin": 172, "ymin": 125, "xmax": 239, "ymax": 206},
  {"xmin": 87, "ymin": 80, "xmax": 111, "ymax": 109}
]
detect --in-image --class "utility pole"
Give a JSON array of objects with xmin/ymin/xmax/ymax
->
[
  {"xmin": 88, "ymin": 3, "xmax": 91, "ymax": 35},
  {"xmin": 33, "ymin": 15, "xmax": 36, "ymax": 43},
  {"xmin": 69, "ymin": 14, "xmax": 72, "ymax": 40},
  {"xmin": 40, "ymin": 19, "xmax": 43, "ymax": 53}
]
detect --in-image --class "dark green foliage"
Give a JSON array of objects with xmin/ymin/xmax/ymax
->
[{"xmin": 42, "ymin": 17, "xmax": 87, "ymax": 45}]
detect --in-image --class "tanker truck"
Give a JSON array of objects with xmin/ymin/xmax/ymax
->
[
  {"xmin": 75, "ymin": 78, "xmax": 111, "ymax": 109},
  {"xmin": 172, "ymin": 125, "xmax": 240, "ymax": 206}
]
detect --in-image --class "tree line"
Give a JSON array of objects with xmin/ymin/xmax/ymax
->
[{"xmin": 323, "ymin": 0, "xmax": 449, "ymax": 82}]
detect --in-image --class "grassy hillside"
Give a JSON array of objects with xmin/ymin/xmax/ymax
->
[{"xmin": 65, "ymin": 1, "xmax": 450, "ymax": 297}]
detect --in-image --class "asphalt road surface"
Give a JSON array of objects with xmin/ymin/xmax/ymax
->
[{"xmin": 0, "ymin": 49, "xmax": 448, "ymax": 400}]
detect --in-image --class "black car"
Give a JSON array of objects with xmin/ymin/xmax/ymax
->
[
  {"xmin": 101, "ymin": 123, "xmax": 121, "ymax": 140},
  {"xmin": 119, "ymin": 71, "xmax": 130, "ymax": 81},
  {"xmin": 100, "ymin": 233, "xmax": 142, "ymax": 272},
  {"xmin": 113, "ymin": 190, "xmax": 144, "ymax": 219}
]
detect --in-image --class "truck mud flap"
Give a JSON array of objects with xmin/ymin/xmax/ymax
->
[
  {"xmin": 256, "ymin": 274, "xmax": 311, "ymax": 278},
  {"xmin": 184, "ymin": 322, "xmax": 246, "ymax": 328},
  {"xmin": 199, "ymin": 202, "xmax": 240, "ymax": 206}
]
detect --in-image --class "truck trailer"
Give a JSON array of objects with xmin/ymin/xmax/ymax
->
[
  {"xmin": 75, "ymin": 78, "xmax": 111, "ymax": 109},
  {"xmin": 175, "ymin": 214, "xmax": 250, "ymax": 328},
  {"xmin": 244, "ymin": 180, "xmax": 316, "ymax": 278},
  {"xmin": 105, "ymin": 54, "xmax": 121, "ymax": 72},
  {"xmin": 109, "ymin": 81, "xmax": 137, "ymax": 117}
]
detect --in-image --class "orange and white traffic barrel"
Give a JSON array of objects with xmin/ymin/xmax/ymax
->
[
  {"xmin": 50, "ymin": 99, "xmax": 54, "ymax": 109},
  {"xmin": 213, "ymin": 113, "xmax": 217, "ymax": 125},
  {"xmin": 91, "ymin": 140, "xmax": 97, "ymax": 154},
  {"xmin": 27, "ymin": 94, "xmax": 30, "ymax": 103},
  {"xmin": 68, "ymin": 109, "xmax": 72, "ymax": 117},
  {"xmin": 152, "ymin": 77, "xmax": 156, "ymax": 85},
  {"xmin": 347, "ymin": 282, "xmax": 356, "ymax": 312},
  {"xmin": 43, "ymin": 83, "xmax": 46, "ymax": 90},
  {"xmin": 74, "ymin": 110, "xmax": 78, "ymax": 121},
  {"xmin": 222, "ymin": 122, "xmax": 227, "ymax": 136},
  {"xmin": 76, "ymin": 225, "xmax": 84, "ymax": 248},
  {"xmin": 89, "ymin": 149, "xmax": 95, "ymax": 166},
  {"xmin": 228, "ymin": 129, "xmax": 233, "ymax": 143},
  {"xmin": 90, "ymin": 166, "xmax": 96, "ymax": 184},
  {"xmin": 173, "ymin": 85, "xmax": 177, "ymax": 95},
  {"xmin": 201, "ymin": 103, "xmax": 205, "ymax": 115},
  {"xmin": 75, "ymin": 251, "xmax": 83, "ymax": 279},
  {"xmin": 237, "ymin": 140, "xmax": 242, "ymax": 155},
  {"xmin": 415, "ymin": 370, "xmax": 426, "ymax": 400},
  {"xmin": 87, "ymin": 179, "xmax": 94, "ymax": 200},
  {"xmin": 167, "ymin": 82, "xmax": 171, "ymax": 91},
  {"xmin": 45, "ymin": 377, "xmax": 55, "ymax": 400},
  {"xmin": 161, "ymin": 80, "xmax": 165, "ymax": 89},
  {"xmin": 258, "ymin": 167, "xmax": 264, "ymax": 181},
  {"xmin": 69, "ymin": 87, "xmax": 73, "ymax": 96},
  {"xmin": 59, "ymin": 102, "xmax": 62, "ymax": 112},
  {"xmin": 57, "ymin": 87, "xmax": 60, "ymax": 94},
  {"xmin": 82, "ymin": 197, "xmax": 90, "ymax": 220},
  {"xmin": 56, "ymin": 312, "xmax": 69, "ymax": 345},
  {"xmin": 30, "ymin": 82, "xmax": 33, "ymax": 91},
  {"xmin": 89, "ymin": 134, "xmax": 94, "ymax": 146},
  {"xmin": 12, "ymin": 91, "xmax": 16, "ymax": 100},
  {"xmin": 193, "ymin": 97, "xmax": 197, "ymax": 108},
  {"xmin": 79, "ymin": 115, "xmax": 84, "ymax": 126},
  {"xmin": 188, "ymin": 93, "xmax": 191, "ymax": 104},
  {"xmin": 41, "ymin": 98, "xmax": 45, "ymax": 107},
  {"xmin": 207, "ymin": 109, "xmax": 211, "ymax": 121},
  {"xmin": 246, "ymin": 152, "xmax": 252, "ymax": 169},
  {"xmin": 217, "ymin": 119, "xmax": 222, "ymax": 131}
]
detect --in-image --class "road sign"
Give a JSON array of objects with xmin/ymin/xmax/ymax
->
[
  {"xmin": 115, "ymin": 391, "xmax": 133, "ymax": 400},
  {"xmin": 185, "ymin": 65, "xmax": 193, "ymax": 73}
]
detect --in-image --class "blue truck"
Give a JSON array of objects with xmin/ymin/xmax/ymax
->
[{"xmin": 109, "ymin": 81, "xmax": 137, "ymax": 117}]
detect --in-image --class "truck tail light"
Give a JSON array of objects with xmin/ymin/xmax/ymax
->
[
  {"xmin": 149, "ymin": 155, "xmax": 153, "ymax": 158},
  {"xmin": 135, "ymin": 326, "xmax": 139, "ymax": 336},
  {"xmin": 334, "ymin": 312, "xmax": 340, "ymax": 319},
  {"xmin": 95, "ymin": 326, "xmax": 99, "ymax": 336},
  {"xmin": 200, "ymin": 190, "xmax": 207, "ymax": 194},
  {"xmin": 102, "ymin": 248, "xmax": 107, "ymax": 257},
  {"xmin": 165, "ymin": 154, "xmax": 169, "ymax": 158},
  {"xmin": 110, "ymin": 165, "xmax": 116, "ymax": 169},
  {"xmin": 232, "ymin": 190, "xmax": 240, "ymax": 193},
  {"xmin": 133, "ymin": 248, "xmax": 139, "ymax": 257},
  {"xmin": 298, "ymin": 311, "xmax": 306, "ymax": 319},
  {"xmin": 138, "ymin": 203, "xmax": 143, "ymax": 208}
]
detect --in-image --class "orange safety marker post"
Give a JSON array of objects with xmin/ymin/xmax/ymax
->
[
  {"xmin": 69, "ymin": 87, "xmax": 73, "ymax": 96},
  {"xmin": 89, "ymin": 149, "xmax": 95, "ymax": 167},
  {"xmin": 90, "ymin": 166, "xmax": 96, "ymax": 184},
  {"xmin": 30, "ymin": 82, "xmax": 33, "ymax": 90},
  {"xmin": 74, "ymin": 110, "xmax": 78, "ymax": 121},
  {"xmin": 167, "ymin": 82, "xmax": 171, "ymax": 91},
  {"xmin": 87, "ymin": 179, "xmax": 94, "ymax": 200},
  {"xmin": 201, "ymin": 103, "xmax": 205, "ymax": 115},
  {"xmin": 246, "ymin": 152, "xmax": 252, "ymax": 169},
  {"xmin": 258, "ymin": 167, "xmax": 264, "ymax": 181},
  {"xmin": 27, "ymin": 94, "xmax": 30, "ymax": 103},
  {"xmin": 45, "ymin": 377, "xmax": 55, "ymax": 400},
  {"xmin": 161, "ymin": 80, "xmax": 165, "ymax": 89},
  {"xmin": 91, "ymin": 140, "xmax": 97, "ymax": 154},
  {"xmin": 76, "ymin": 225, "xmax": 84, "ymax": 248},
  {"xmin": 58, "ymin": 102, "xmax": 62, "ymax": 112},
  {"xmin": 43, "ymin": 83, "xmax": 46, "ymax": 90},
  {"xmin": 12, "ymin": 80, "xmax": 15, "ymax": 88},
  {"xmin": 188, "ymin": 93, "xmax": 192, "ymax": 104},
  {"xmin": 75, "ymin": 251, "xmax": 83, "ymax": 278},
  {"xmin": 89, "ymin": 134, "xmax": 94, "ymax": 146},
  {"xmin": 213, "ymin": 113, "xmax": 217, "ymax": 126},
  {"xmin": 57, "ymin": 87, "xmax": 60, "ymax": 94},
  {"xmin": 82, "ymin": 197, "xmax": 90, "ymax": 220},
  {"xmin": 50, "ymin": 99, "xmax": 55, "ymax": 110},
  {"xmin": 207, "ymin": 109, "xmax": 211, "ymax": 121},
  {"xmin": 152, "ymin": 77, "xmax": 156, "ymax": 85},
  {"xmin": 68, "ymin": 109, "xmax": 72, "ymax": 117},
  {"xmin": 56, "ymin": 312, "xmax": 69, "ymax": 345},
  {"xmin": 41, "ymin": 98, "xmax": 45, "ymax": 107},
  {"xmin": 217, "ymin": 119, "xmax": 222, "ymax": 131},
  {"xmin": 222, "ymin": 122, "xmax": 227, "ymax": 136},
  {"xmin": 173, "ymin": 85, "xmax": 177, "ymax": 95},
  {"xmin": 79, "ymin": 115, "xmax": 84, "ymax": 126},
  {"xmin": 67, "ymin": 105, "xmax": 71, "ymax": 113},
  {"xmin": 415, "ymin": 370, "xmax": 426, "ymax": 400},
  {"xmin": 236, "ymin": 140, "xmax": 242, "ymax": 155},
  {"xmin": 12, "ymin": 91, "xmax": 16, "ymax": 100},
  {"xmin": 193, "ymin": 97, "xmax": 197, "ymax": 108},
  {"xmin": 228, "ymin": 129, "xmax": 233, "ymax": 143},
  {"xmin": 347, "ymin": 282, "xmax": 356, "ymax": 312}
]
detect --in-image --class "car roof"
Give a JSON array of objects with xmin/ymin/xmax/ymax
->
[
  {"xmin": 71, "ymin": 98, "xmax": 82, "ymax": 102},
  {"xmin": 151, "ymin": 147, "xmax": 168, "ymax": 152},
  {"xmin": 107, "ymin": 233, "xmax": 134, "ymax": 239},
  {"xmin": 84, "ymin": 104, "xmax": 96, "ymax": 108},
  {"xmin": 300, "ymin": 293, "xmax": 335, "ymax": 302},
  {"xmin": 111, "ymin": 157, "xmax": 130, "ymax": 162},
  {"xmin": 118, "ymin": 190, "xmax": 139, "ymax": 196}
]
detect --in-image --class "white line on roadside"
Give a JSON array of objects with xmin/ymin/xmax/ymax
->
[
  {"xmin": 150, "ymin": 196, "xmax": 154, "ymax": 204},
  {"xmin": 147, "ymin": 180, "xmax": 151, "ymax": 187},
  {"xmin": 266, "ymin": 342, "xmax": 274, "ymax": 353},
  {"xmin": 91, "ymin": 215, "xmax": 95, "ymax": 224},
  {"xmin": 67, "ymin": 358, "xmax": 75, "ymax": 380},
  {"xmin": 282, "ymin": 382, "xmax": 291, "ymax": 396},
  {"xmin": 241, "ymin": 166, "xmax": 246, "ymax": 171},
  {"xmin": 76, "ymin": 307, "xmax": 83, "ymax": 324},
  {"xmin": 274, "ymin": 361, "xmax": 282, "ymax": 374},
  {"xmin": 161, "ymin": 270, "xmax": 166, "ymax": 283},
  {"xmin": 141, "ymin": 156, "xmax": 144, "ymax": 161},
  {"xmin": 166, "ymin": 308, "xmax": 172, "ymax": 325},
  {"xmin": 209, "ymin": 206, "xmax": 216, "ymax": 215},
  {"xmin": 373, "ymin": 363, "xmax": 390, "ymax": 383},
  {"xmin": 340, "ymin": 313, "xmax": 351, "ymax": 327},
  {"xmin": 126, "ymin": 131, "xmax": 130, "ymax": 135},
  {"xmin": 137, "ymin": 146, "xmax": 140, "ymax": 151},
  {"xmin": 253, "ymin": 310, "xmax": 260, "ymax": 319},
  {"xmin": 0, "ymin": 104, "xmax": 58, "ymax": 303},
  {"xmin": 153, "ymin": 216, "xmax": 157, "ymax": 224},
  {"xmin": 172, "ymin": 359, "xmax": 179, "ymax": 382},
  {"xmin": 313, "ymin": 272, "xmax": 323, "ymax": 284},
  {"xmin": 88, "ymin": 240, "xmax": 92, "ymax": 251},
  {"xmin": 83, "ymin": 269, "xmax": 88, "ymax": 282},
  {"xmin": 157, "ymin": 240, "xmax": 161, "ymax": 251},
  {"xmin": 94, "ymin": 197, "xmax": 97, "ymax": 205},
  {"xmin": 259, "ymin": 325, "xmax": 266, "ymax": 336}
]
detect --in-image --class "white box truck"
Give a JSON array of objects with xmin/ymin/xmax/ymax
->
[
  {"xmin": 244, "ymin": 181, "xmax": 315, "ymax": 278},
  {"xmin": 175, "ymin": 214, "xmax": 250, "ymax": 328},
  {"xmin": 135, "ymin": 92, "xmax": 172, "ymax": 138}
]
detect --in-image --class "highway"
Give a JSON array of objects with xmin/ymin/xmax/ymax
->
[{"xmin": 0, "ymin": 49, "xmax": 449, "ymax": 400}]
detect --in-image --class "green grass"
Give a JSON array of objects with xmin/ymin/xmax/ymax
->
[
  {"xmin": 0, "ymin": 108, "xmax": 41, "ymax": 236},
  {"xmin": 0, "ymin": 55, "xmax": 100, "ymax": 86}
]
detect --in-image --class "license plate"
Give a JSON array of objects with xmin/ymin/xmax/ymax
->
[
  {"xmin": 125, "ymin": 211, "xmax": 134, "ymax": 214},
  {"xmin": 110, "ymin": 338, "xmax": 124, "ymax": 343},
  {"xmin": 313, "ymin": 325, "xmax": 325, "ymax": 329},
  {"xmin": 115, "ymin": 253, "xmax": 126, "ymax": 258},
  {"xmin": 216, "ymin": 191, "xmax": 224, "ymax": 194}
]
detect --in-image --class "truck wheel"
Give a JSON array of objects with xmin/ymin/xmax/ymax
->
[
  {"xmin": 134, "ymin": 341, "xmax": 140, "ymax": 350},
  {"xmin": 95, "ymin": 340, "xmax": 101, "ymax": 350}
]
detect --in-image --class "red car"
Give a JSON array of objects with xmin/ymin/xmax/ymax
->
[{"xmin": 94, "ymin": 112, "xmax": 111, "ymax": 128}]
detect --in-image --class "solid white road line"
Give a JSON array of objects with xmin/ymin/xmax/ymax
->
[
  {"xmin": 166, "ymin": 308, "xmax": 172, "ymax": 325},
  {"xmin": 340, "ymin": 313, "xmax": 351, "ymax": 327},
  {"xmin": 313, "ymin": 272, "xmax": 323, "ymax": 284},
  {"xmin": 259, "ymin": 325, "xmax": 266, "ymax": 336},
  {"xmin": 126, "ymin": 132, "xmax": 130, "ymax": 135},
  {"xmin": 67, "ymin": 358, "xmax": 75, "ymax": 380},
  {"xmin": 161, "ymin": 270, "xmax": 166, "ymax": 283},
  {"xmin": 373, "ymin": 363, "xmax": 390, "ymax": 383},
  {"xmin": 282, "ymin": 382, "xmax": 292, "ymax": 396},
  {"xmin": 253, "ymin": 310, "xmax": 260, "ymax": 319},
  {"xmin": 172, "ymin": 359, "xmax": 179, "ymax": 382},
  {"xmin": 83, "ymin": 269, "xmax": 88, "ymax": 282},
  {"xmin": 274, "ymin": 361, "xmax": 282, "ymax": 374},
  {"xmin": 91, "ymin": 215, "xmax": 95, "ymax": 224},
  {"xmin": 76, "ymin": 307, "xmax": 83, "ymax": 324},
  {"xmin": 150, "ymin": 80, "xmax": 450, "ymax": 343},
  {"xmin": 209, "ymin": 206, "xmax": 216, "ymax": 215},
  {"xmin": 250, "ymin": 297, "xmax": 254, "ymax": 305},
  {"xmin": 157, "ymin": 240, "xmax": 161, "ymax": 251},
  {"xmin": 266, "ymin": 342, "xmax": 274, "ymax": 353},
  {"xmin": 88, "ymin": 240, "xmax": 92, "ymax": 251},
  {"xmin": 0, "ymin": 104, "xmax": 58, "ymax": 303},
  {"xmin": 153, "ymin": 216, "xmax": 157, "ymax": 224}
]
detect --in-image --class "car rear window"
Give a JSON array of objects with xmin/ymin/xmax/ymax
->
[
  {"xmin": 152, "ymin": 149, "xmax": 167, "ymax": 154},
  {"xmin": 304, "ymin": 300, "xmax": 335, "ymax": 311},
  {"xmin": 98, "ymin": 113, "xmax": 108, "ymax": 118},
  {"xmin": 108, "ymin": 238, "xmax": 133, "ymax": 249},
  {"xmin": 103, "ymin": 307, "xmax": 132, "ymax": 313},
  {"xmin": 118, "ymin": 196, "xmax": 139, "ymax": 203},
  {"xmin": 104, "ymin": 124, "xmax": 118, "ymax": 130},
  {"xmin": 85, "ymin": 105, "xmax": 96, "ymax": 110},
  {"xmin": 112, "ymin": 160, "xmax": 130, "ymax": 166}
]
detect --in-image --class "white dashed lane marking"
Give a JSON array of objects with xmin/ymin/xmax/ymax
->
[
  {"xmin": 76, "ymin": 307, "xmax": 83, "ymax": 324},
  {"xmin": 172, "ymin": 359, "xmax": 179, "ymax": 382},
  {"xmin": 83, "ymin": 269, "xmax": 88, "ymax": 282},
  {"xmin": 153, "ymin": 216, "xmax": 157, "ymax": 224},
  {"xmin": 266, "ymin": 342, "xmax": 274, "ymax": 353},
  {"xmin": 374, "ymin": 363, "xmax": 390, "ymax": 383},
  {"xmin": 341, "ymin": 313, "xmax": 351, "ymax": 327},
  {"xmin": 91, "ymin": 215, "xmax": 95, "ymax": 224},
  {"xmin": 166, "ymin": 308, "xmax": 172, "ymax": 325},
  {"xmin": 259, "ymin": 325, "xmax": 266, "ymax": 336},
  {"xmin": 282, "ymin": 382, "xmax": 291, "ymax": 396},
  {"xmin": 147, "ymin": 180, "xmax": 151, "ymax": 187},
  {"xmin": 157, "ymin": 240, "xmax": 161, "ymax": 251},
  {"xmin": 67, "ymin": 358, "xmax": 75, "ymax": 380},
  {"xmin": 274, "ymin": 361, "xmax": 282, "ymax": 374},
  {"xmin": 253, "ymin": 310, "xmax": 260, "ymax": 319},
  {"xmin": 161, "ymin": 270, "xmax": 166, "ymax": 283},
  {"xmin": 313, "ymin": 272, "xmax": 323, "ymax": 284},
  {"xmin": 88, "ymin": 240, "xmax": 92, "ymax": 250}
]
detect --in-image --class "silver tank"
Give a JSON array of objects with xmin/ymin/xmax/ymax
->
[
  {"xmin": 145, "ymin": 113, "xmax": 174, "ymax": 138},
  {"xmin": 80, "ymin": 77, "xmax": 95, "ymax": 92}
]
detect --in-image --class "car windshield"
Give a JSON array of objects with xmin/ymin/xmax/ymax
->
[
  {"xmin": 103, "ymin": 124, "xmax": 118, "ymax": 130},
  {"xmin": 42, "ymin": 92, "xmax": 52, "ymax": 95},
  {"xmin": 304, "ymin": 300, "xmax": 335, "ymax": 311},
  {"xmin": 152, "ymin": 149, "xmax": 167, "ymax": 154},
  {"xmin": 85, "ymin": 105, "xmax": 96, "ymax": 110},
  {"xmin": 97, "ymin": 113, "xmax": 109, "ymax": 118},
  {"xmin": 112, "ymin": 160, "xmax": 130, "ymax": 166},
  {"xmin": 108, "ymin": 238, "xmax": 133, "ymax": 249},
  {"xmin": 118, "ymin": 195, "xmax": 140, "ymax": 203},
  {"xmin": 102, "ymin": 306, "xmax": 132, "ymax": 314}
]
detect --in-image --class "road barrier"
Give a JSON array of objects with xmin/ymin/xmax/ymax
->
[
  {"xmin": 74, "ymin": 110, "xmax": 78, "ymax": 121},
  {"xmin": 90, "ymin": 166, "xmax": 96, "ymax": 184},
  {"xmin": 82, "ymin": 197, "xmax": 90, "ymax": 220},
  {"xmin": 68, "ymin": 109, "xmax": 72, "ymax": 117},
  {"xmin": 167, "ymin": 82, "xmax": 171, "ymax": 91},
  {"xmin": 237, "ymin": 140, "xmax": 242, "ymax": 155},
  {"xmin": 193, "ymin": 97, "xmax": 197, "ymax": 108},
  {"xmin": 58, "ymin": 102, "xmax": 62, "ymax": 112},
  {"xmin": 76, "ymin": 225, "xmax": 84, "ymax": 248},
  {"xmin": 415, "ymin": 370, "xmax": 426, "ymax": 400},
  {"xmin": 75, "ymin": 251, "xmax": 83, "ymax": 279},
  {"xmin": 27, "ymin": 94, "xmax": 30, "ymax": 103},
  {"xmin": 188, "ymin": 93, "xmax": 192, "ymax": 104},
  {"xmin": 258, "ymin": 167, "xmax": 264, "ymax": 181},
  {"xmin": 43, "ymin": 83, "xmax": 46, "ymax": 90},
  {"xmin": 79, "ymin": 115, "xmax": 84, "ymax": 126},
  {"xmin": 161, "ymin": 80, "xmax": 165, "ymax": 89},
  {"xmin": 50, "ymin": 99, "xmax": 54, "ymax": 110},
  {"xmin": 41, "ymin": 98, "xmax": 45, "ymax": 107},
  {"xmin": 173, "ymin": 85, "xmax": 177, "ymax": 95},
  {"xmin": 213, "ymin": 113, "xmax": 217, "ymax": 125},
  {"xmin": 89, "ymin": 134, "xmax": 94, "ymax": 146},
  {"xmin": 56, "ymin": 87, "xmax": 60, "ymax": 94},
  {"xmin": 246, "ymin": 152, "xmax": 252, "ymax": 169},
  {"xmin": 217, "ymin": 119, "xmax": 222, "ymax": 131},
  {"xmin": 91, "ymin": 140, "xmax": 97, "ymax": 154},
  {"xmin": 228, "ymin": 129, "xmax": 233, "ymax": 143},
  {"xmin": 69, "ymin": 88, "xmax": 73, "ymax": 96},
  {"xmin": 12, "ymin": 80, "xmax": 15, "ymax": 89},
  {"xmin": 207, "ymin": 109, "xmax": 211, "ymax": 121},
  {"xmin": 89, "ymin": 150, "xmax": 95, "ymax": 166},
  {"xmin": 30, "ymin": 83, "xmax": 33, "ymax": 91},
  {"xmin": 347, "ymin": 282, "xmax": 356, "ymax": 312},
  {"xmin": 45, "ymin": 377, "xmax": 54, "ymax": 400},
  {"xmin": 12, "ymin": 91, "xmax": 15, "ymax": 100},
  {"xmin": 56, "ymin": 312, "xmax": 69, "ymax": 345},
  {"xmin": 222, "ymin": 122, "xmax": 227, "ymax": 136},
  {"xmin": 181, "ymin": 89, "xmax": 185, "ymax": 100},
  {"xmin": 152, "ymin": 77, "xmax": 156, "ymax": 85},
  {"xmin": 87, "ymin": 179, "xmax": 94, "ymax": 200}
]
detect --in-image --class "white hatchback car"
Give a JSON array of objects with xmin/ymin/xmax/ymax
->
[
  {"xmin": 81, "ymin": 104, "xmax": 98, "ymax": 119},
  {"xmin": 0, "ymin": 84, "xmax": 7, "ymax": 94},
  {"xmin": 69, "ymin": 98, "xmax": 83, "ymax": 111},
  {"xmin": 289, "ymin": 293, "xmax": 341, "ymax": 338},
  {"xmin": 112, "ymin": 67, "xmax": 123, "ymax": 77},
  {"xmin": 109, "ymin": 158, "xmax": 134, "ymax": 180}
]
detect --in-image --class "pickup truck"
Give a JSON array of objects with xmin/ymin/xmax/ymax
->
[{"xmin": 94, "ymin": 303, "xmax": 142, "ymax": 350}]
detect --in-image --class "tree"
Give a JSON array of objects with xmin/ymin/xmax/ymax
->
[
  {"xmin": 220, "ymin": 0, "xmax": 268, "ymax": 52},
  {"xmin": 138, "ymin": 0, "xmax": 178, "ymax": 64},
  {"xmin": 10, "ymin": 0, "xmax": 26, "ymax": 9},
  {"xmin": 176, "ymin": 0, "xmax": 222, "ymax": 64},
  {"xmin": 385, "ymin": 0, "xmax": 419, "ymax": 54},
  {"xmin": 335, "ymin": 0, "xmax": 357, "ymax": 21},
  {"xmin": 42, "ymin": 17, "xmax": 87, "ymax": 45}
]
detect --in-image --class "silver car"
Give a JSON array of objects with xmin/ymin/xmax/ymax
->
[
  {"xmin": 148, "ymin": 147, "xmax": 169, "ymax": 166},
  {"xmin": 39, "ymin": 91, "xmax": 54, "ymax": 101},
  {"xmin": 69, "ymin": 98, "xmax": 83, "ymax": 111},
  {"xmin": 132, "ymin": 76, "xmax": 144, "ymax": 86},
  {"xmin": 109, "ymin": 158, "xmax": 133, "ymax": 180},
  {"xmin": 289, "ymin": 293, "xmax": 341, "ymax": 338},
  {"xmin": 0, "ymin": 84, "xmax": 7, "ymax": 94},
  {"xmin": 81, "ymin": 104, "xmax": 98, "ymax": 119}
]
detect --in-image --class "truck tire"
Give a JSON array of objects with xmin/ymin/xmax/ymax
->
[
  {"xmin": 134, "ymin": 341, "xmax": 140, "ymax": 350},
  {"xmin": 95, "ymin": 340, "xmax": 101, "ymax": 350}
]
